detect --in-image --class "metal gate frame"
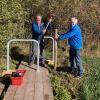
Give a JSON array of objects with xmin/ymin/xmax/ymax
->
[
  {"xmin": 6, "ymin": 36, "xmax": 54, "ymax": 72},
  {"xmin": 44, "ymin": 36, "xmax": 54, "ymax": 62},
  {"xmin": 7, "ymin": 39, "xmax": 40, "ymax": 71}
]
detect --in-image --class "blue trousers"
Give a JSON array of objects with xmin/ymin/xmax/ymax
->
[{"xmin": 69, "ymin": 47, "xmax": 83, "ymax": 76}]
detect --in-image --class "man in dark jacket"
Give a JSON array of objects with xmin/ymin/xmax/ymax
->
[
  {"xmin": 55, "ymin": 17, "xmax": 83, "ymax": 77},
  {"xmin": 30, "ymin": 14, "xmax": 52, "ymax": 66}
]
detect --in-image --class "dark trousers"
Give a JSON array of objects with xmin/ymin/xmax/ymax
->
[
  {"xmin": 69, "ymin": 47, "xmax": 83, "ymax": 76},
  {"xmin": 30, "ymin": 35, "xmax": 44, "ymax": 63}
]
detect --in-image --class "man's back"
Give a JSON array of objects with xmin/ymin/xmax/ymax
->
[{"xmin": 68, "ymin": 24, "xmax": 83, "ymax": 49}]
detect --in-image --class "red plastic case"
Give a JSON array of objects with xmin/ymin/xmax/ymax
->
[{"xmin": 11, "ymin": 69, "xmax": 26, "ymax": 85}]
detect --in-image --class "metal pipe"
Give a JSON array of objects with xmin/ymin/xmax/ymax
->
[
  {"xmin": 7, "ymin": 39, "xmax": 40, "ymax": 72},
  {"xmin": 44, "ymin": 36, "xmax": 54, "ymax": 62}
]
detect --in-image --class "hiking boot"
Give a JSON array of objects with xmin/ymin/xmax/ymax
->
[
  {"xmin": 71, "ymin": 68, "xmax": 78, "ymax": 75},
  {"xmin": 74, "ymin": 71, "xmax": 83, "ymax": 78},
  {"xmin": 39, "ymin": 61, "xmax": 45, "ymax": 67}
]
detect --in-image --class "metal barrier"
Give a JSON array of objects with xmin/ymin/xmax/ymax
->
[
  {"xmin": 7, "ymin": 39, "xmax": 40, "ymax": 72},
  {"xmin": 6, "ymin": 36, "xmax": 54, "ymax": 72},
  {"xmin": 44, "ymin": 36, "xmax": 54, "ymax": 62}
]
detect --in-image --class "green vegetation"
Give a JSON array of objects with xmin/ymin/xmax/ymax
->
[
  {"xmin": 44, "ymin": 49, "xmax": 53, "ymax": 60},
  {"xmin": 49, "ymin": 56, "xmax": 100, "ymax": 100},
  {"xmin": 51, "ymin": 75, "xmax": 71, "ymax": 100},
  {"xmin": 79, "ymin": 57, "xmax": 100, "ymax": 100}
]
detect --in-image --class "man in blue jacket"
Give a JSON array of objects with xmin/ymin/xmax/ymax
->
[
  {"xmin": 30, "ymin": 14, "xmax": 52, "ymax": 66},
  {"xmin": 55, "ymin": 17, "xmax": 83, "ymax": 77},
  {"xmin": 29, "ymin": 15, "xmax": 46, "ymax": 66}
]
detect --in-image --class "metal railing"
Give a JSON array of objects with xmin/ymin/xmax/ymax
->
[
  {"xmin": 7, "ymin": 39, "xmax": 40, "ymax": 72},
  {"xmin": 44, "ymin": 36, "xmax": 54, "ymax": 62},
  {"xmin": 6, "ymin": 36, "xmax": 55, "ymax": 72}
]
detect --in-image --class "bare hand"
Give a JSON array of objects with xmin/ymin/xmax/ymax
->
[
  {"xmin": 43, "ymin": 29, "xmax": 46, "ymax": 34},
  {"xmin": 54, "ymin": 34, "xmax": 59, "ymax": 40},
  {"xmin": 49, "ymin": 18, "xmax": 53, "ymax": 23}
]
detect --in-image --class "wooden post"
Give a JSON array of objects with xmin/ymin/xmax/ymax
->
[{"xmin": 54, "ymin": 29, "xmax": 58, "ymax": 70}]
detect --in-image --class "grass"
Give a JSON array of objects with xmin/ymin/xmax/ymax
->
[
  {"xmin": 51, "ymin": 75, "xmax": 71, "ymax": 100},
  {"xmin": 0, "ymin": 60, "xmax": 19, "ymax": 71},
  {"xmin": 79, "ymin": 57, "xmax": 100, "ymax": 100},
  {"xmin": 44, "ymin": 49, "xmax": 53, "ymax": 60},
  {"xmin": 48, "ymin": 55, "xmax": 100, "ymax": 100}
]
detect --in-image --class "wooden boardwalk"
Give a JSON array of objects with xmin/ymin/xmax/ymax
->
[{"xmin": 3, "ymin": 62, "xmax": 54, "ymax": 100}]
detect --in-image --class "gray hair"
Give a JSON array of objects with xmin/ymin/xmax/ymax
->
[{"xmin": 36, "ymin": 14, "xmax": 42, "ymax": 18}]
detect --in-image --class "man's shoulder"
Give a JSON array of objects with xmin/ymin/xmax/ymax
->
[
  {"xmin": 76, "ymin": 24, "xmax": 80, "ymax": 28},
  {"xmin": 32, "ymin": 22, "xmax": 37, "ymax": 25},
  {"xmin": 32, "ymin": 22, "xmax": 44, "ymax": 26},
  {"xmin": 73, "ymin": 24, "xmax": 81, "ymax": 30}
]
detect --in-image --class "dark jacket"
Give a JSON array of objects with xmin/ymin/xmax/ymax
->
[{"xmin": 32, "ymin": 22, "xmax": 45, "ymax": 41}]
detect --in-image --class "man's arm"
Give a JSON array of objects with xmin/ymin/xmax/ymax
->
[
  {"xmin": 58, "ymin": 28, "xmax": 77, "ymax": 40},
  {"xmin": 43, "ymin": 18, "xmax": 53, "ymax": 34}
]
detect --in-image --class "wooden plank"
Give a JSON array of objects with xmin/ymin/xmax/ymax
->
[
  {"xmin": 3, "ymin": 86, "xmax": 17, "ymax": 100},
  {"xmin": 3, "ymin": 63, "xmax": 54, "ymax": 100},
  {"xmin": 24, "ymin": 67, "xmax": 36, "ymax": 100},
  {"xmin": 34, "ymin": 67, "xmax": 44, "ymax": 100},
  {"xmin": 13, "ymin": 68, "xmax": 29, "ymax": 100},
  {"xmin": 42, "ymin": 67, "xmax": 54, "ymax": 100}
]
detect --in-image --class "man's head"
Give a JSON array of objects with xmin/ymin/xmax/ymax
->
[
  {"xmin": 71, "ymin": 17, "xmax": 78, "ymax": 25},
  {"xmin": 36, "ymin": 14, "xmax": 42, "ymax": 24}
]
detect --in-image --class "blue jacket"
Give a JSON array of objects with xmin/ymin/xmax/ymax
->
[
  {"xmin": 58, "ymin": 24, "xmax": 83, "ymax": 49},
  {"xmin": 32, "ymin": 22, "xmax": 45, "ymax": 41}
]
